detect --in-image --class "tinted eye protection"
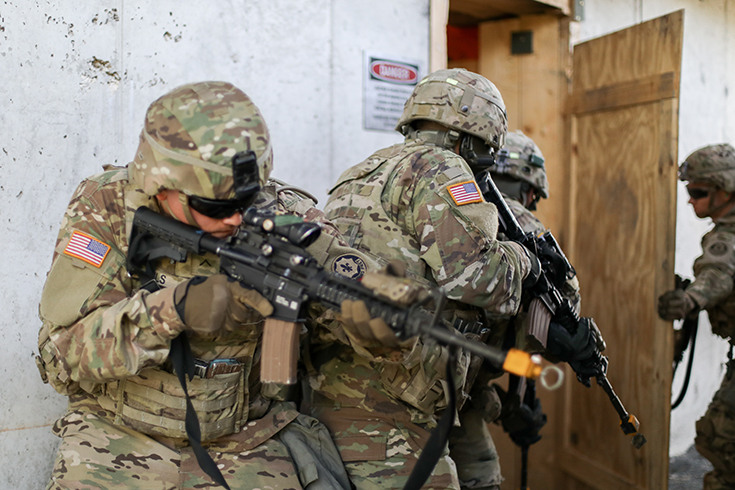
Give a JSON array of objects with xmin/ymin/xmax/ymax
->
[
  {"xmin": 188, "ymin": 195, "xmax": 254, "ymax": 219},
  {"xmin": 686, "ymin": 187, "xmax": 711, "ymax": 200}
]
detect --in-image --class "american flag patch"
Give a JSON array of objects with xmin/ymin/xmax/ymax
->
[
  {"xmin": 447, "ymin": 181, "xmax": 483, "ymax": 205},
  {"xmin": 63, "ymin": 231, "xmax": 111, "ymax": 268}
]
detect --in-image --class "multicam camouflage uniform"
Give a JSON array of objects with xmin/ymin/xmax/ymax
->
[
  {"xmin": 446, "ymin": 131, "xmax": 581, "ymax": 490},
  {"xmin": 690, "ymin": 206, "xmax": 735, "ymax": 490},
  {"xmin": 36, "ymin": 82, "xmax": 358, "ymax": 490},
  {"xmin": 305, "ymin": 69, "xmax": 533, "ymax": 490},
  {"xmin": 669, "ymin": 144, "xmax": 735, "ymax": 490}
]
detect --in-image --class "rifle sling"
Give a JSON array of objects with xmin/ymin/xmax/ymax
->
[
  {"xmin": 672, "ymin": 315, "xmax": 699, "ymax": 410},
  {"xmin": 170, "ymin": 333, "xmax": 231, "ymax": 490},
  {"xmin": 128, "ymin": 232, "xmax": 230, "ymax": 489}
]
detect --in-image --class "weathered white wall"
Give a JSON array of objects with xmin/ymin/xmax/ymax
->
[
  {"xmin": 0, "ymin": 1, "xmax": 428, "ymax": 487},
  {"xmin": 573, "ymin": 0, "xmax": 735, "ymax": 457}
]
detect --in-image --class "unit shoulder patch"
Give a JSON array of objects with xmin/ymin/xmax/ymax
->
[
  {"xmin": 447, "ymin": 181, "xmax": 483, "ymax": 205},
  {"xmin": 332, "ymin": 254, "xmax": 367, "ymax": 280},
  {"xmin": 63, "ymin": 231, "xmax": 111, "ymax": 268}
]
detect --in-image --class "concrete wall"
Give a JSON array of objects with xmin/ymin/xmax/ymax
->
[
  {"xmin": 573, "ymin": 0, "xmax": 735, "ymax": 457},
  {"xmin": 0, "ymin": 1, "xmax": 429, "ymax": 487}
]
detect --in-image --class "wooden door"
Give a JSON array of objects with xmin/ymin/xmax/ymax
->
[
  {"xmin": 477, "ymin": 13, "xmax": 573, "ymax": 489},
  {"xmin": 562, "ymin": 10, "xmax": 683, "ymax": 489},
  {"xmin": 475, "ymin": 9, "xmax": 683, "ymax": 490}
]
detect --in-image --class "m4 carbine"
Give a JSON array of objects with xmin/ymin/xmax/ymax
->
[
  {"xmin": 129, "ymin": 205, "xmax": 558, "ymax": 386},
  {"xmin": 476, "ymin": 170, "xmax": 646, "ymax": 449}
]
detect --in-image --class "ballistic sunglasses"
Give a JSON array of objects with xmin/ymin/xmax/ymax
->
[
  {"xmin": 188, "ymin": 151, "xmax": 262, "ymax": 219},
  {"xmin": 686, "ymin": 187, "xmax": 712, "ymax": 200},
  {"xmin": 188, "ymin": 195, "xmax": 255, "ymax": 219}
]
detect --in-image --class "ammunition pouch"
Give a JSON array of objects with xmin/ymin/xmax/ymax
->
[
  {"xmin": 378, "ymin": 339, "xmax": 471, "ymax": 414},
  {"xmin": 98, "ymin": 360, "xmax": 252, "ymax": 442}
]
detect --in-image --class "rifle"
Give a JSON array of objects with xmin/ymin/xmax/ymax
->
[
  {"xmin": 671, "ymin": 276, "xmax": 698, "ymax": 410},
  {"xmin": 476, "ymin": 170, "xmax": 647, "ymax": 449},
  {"xmin": 128, "ymin": 204, "xmax": 563, "ymax": 489},
  {"xmin": 129, "ymin": 205, "xmax": 559, "ymax": 385}
]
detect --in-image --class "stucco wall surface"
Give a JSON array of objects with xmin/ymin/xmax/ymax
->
[
  {"xmin": 0, "ymin": 1, "xmax": 428, "ymax": 487},
  {"xmin": 574, "ymin": 0, "xmax": 734, "ymax": 457}
]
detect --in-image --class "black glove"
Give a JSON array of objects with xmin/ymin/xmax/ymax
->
[
  {"xmin": 547, "ymin": 317, "xmax": 607, "ymax": 386},
  {"xmin": 657, "ymin": 289, "xmax": 698, "ymax": 321},
  {"xmin": 535, "ymin": 238, "xmax": 570, "ymax": 291},
  {"xmin": 495, "ymin": 384, "xmax": 547, "ymax": 447}
]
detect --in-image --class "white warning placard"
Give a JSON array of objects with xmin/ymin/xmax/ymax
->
[{"xmin": 364, "ymin": 52, "xmax": 424, "ymax": 132}]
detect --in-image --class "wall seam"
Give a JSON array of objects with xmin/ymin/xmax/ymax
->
[
  {"xmin": 117, "ymin": 0, "xmax": 124, "ymax": 164},
  {"xmin": 725, "ymin": 0, "xmax": 729, "ymax": 141},
  {"xmin": 328, "ymin": 0, "xmax": 335, "ymax": 203}
]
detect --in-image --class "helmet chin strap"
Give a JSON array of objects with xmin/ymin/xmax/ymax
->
[
  {"xmin": 177, "ymin": 192, "xmax": 200, "ymax": 226},
  {"xmin": 159, "ymin": 192, "xmax": 199, "ymax": 227}
]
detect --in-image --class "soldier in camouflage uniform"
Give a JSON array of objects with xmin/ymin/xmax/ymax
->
[
  {"xmin": 658, "ymin": 143, "xmax": 735, "ymax": 490},
  {"xmin": 303, "ymin": 68, "xmax": 541, "ymax": 490},
  {"xmin": 448, "ymin": 130, "xmax": 584, "ymax": 489},
  {"xmin": 489, "ymin": 130, "xmax": 581, "ymax": 316},
  {"xmin": 35, "ymin": 81, "xmax": 363, "ymax": 490}
]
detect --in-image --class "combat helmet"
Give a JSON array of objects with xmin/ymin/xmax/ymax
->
[
  {"xmin": 491, "ymin": 130, "xmax": 549, "ymax": 199},
  {"xmin": 396, "ymin": 68, "xmax": 508, "ymax": 162},
  {"xmin": 679, "ymin": 143, "xmax": 735, "ymax": 193},
  {"xmin": 129, "ymin": 81, "xmax": 272, "ymax": 207}
]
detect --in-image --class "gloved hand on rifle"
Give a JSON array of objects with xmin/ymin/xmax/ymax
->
[
  {"xmin": 494, "ymin": 384, "xmax": 547, "ymax": 447},
  {"xmin": 657, "ymin": 289, "xmax": 699, "ymax": 321},
  {"xmin": 174, "ymin": 274, "xmax": 273, "ymax": 337},
  {"xmin": 339, "ymin": 261, "xmax": 426, "ymax": 351},
  {"xmin": 546, "ymin": 316, "xmax": 607, "ymax": 386},
  {"xmin": 513, "ymin": 238, "xmax": 571, "ymax": 295},
  {"xmin": 535, "ymin": 237, "xmax": 572, "ymax": 291}
]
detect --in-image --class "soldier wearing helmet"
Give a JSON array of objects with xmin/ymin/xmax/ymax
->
[
  {"xmin": 489, "ymin": 130, "xmax": 580, "ymax": 311},
  {"xmin": 302, "ymin": 69, "xmax": 540, "ymax": 489},
  {"xmin": 490, "ymin": 130, "xmax": 548, "ymax": 211},
  {"xmin": 449, "ymin": 131, "xmax": 583, "ymax": 489},
  {"xmin": 36, "ymin": 81, "xmax": 362, "ymax": 489},
  {"xmin": 658, "ymin": 143, "xmax": 735, "ymax": 490}
]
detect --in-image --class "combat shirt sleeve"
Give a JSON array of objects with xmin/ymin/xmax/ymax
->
[
  {"xmin": 39, "ymin": 178, "xmax": 186, "ymax": 388},
  {"xmin": 276, "ymin": 187, "xmax": 378, "ymax": 278},
  {"xmin": 687, "ymin": 229, "xmax": 735, "ymax": 309},
  {"xmin": 278, "ymin": 187, "xmax": 422, "ymax": 360},
  {"xmin": 388, "ymin": 149, "xmax": 528, "ymax": 316}
]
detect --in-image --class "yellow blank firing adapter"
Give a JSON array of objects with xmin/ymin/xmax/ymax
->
[{"xmin": 502, "ymin": 349, "xmax": 564, "ymax": 390}]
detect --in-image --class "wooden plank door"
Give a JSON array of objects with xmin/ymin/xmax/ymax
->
[
  {"xmin": 561, "ymin": 10, "xmax": 683, "ymax": 489},
  {"xmin": 477, "ymin": 13, "xmax": 572, "ymax": 490},
  {"xmin": 475, "ymin": 9, "xmax": 683, "ymax": 490}
]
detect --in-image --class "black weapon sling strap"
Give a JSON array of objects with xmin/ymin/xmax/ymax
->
[
  {"xmin": 127, "ymin": 230, "xmax": 231, "ymax": 490},
  {"xmin": 671, "ymin": 313, "xmax": 699, "ymax": 410}
]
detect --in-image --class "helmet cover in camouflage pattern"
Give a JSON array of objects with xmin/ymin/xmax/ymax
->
[
  {"xmin": 129, "ymin": 81, "xmax": 273, "ymax": 199},
  {"xmin": 395, "ymin": 68, "xmax": 508, "ymax": 150},
  {"xmin": 491, "ymin": 130, "xmax": 549, "ymax": 198},
  {"xmin": 679, "ymin": 143, "xmax": 735, "ymax": 193}
]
